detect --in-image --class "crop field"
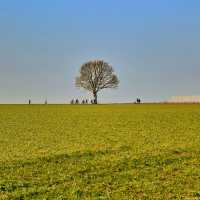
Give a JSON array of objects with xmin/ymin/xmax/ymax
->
[{"xmin": 0, "ymin": 104, "xmax": 200, "ymax": 199}]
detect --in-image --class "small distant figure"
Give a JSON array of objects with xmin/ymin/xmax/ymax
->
[
  {"xmin": 29, "ymin": 99, "xmax": 31, "ymax": 105},
  {"xmin": 75, "ymin": 99, "xmax": 79, "ymax": 104},
  {"xmin": 85, "ymin": 99, "xmax": 88, "ymax": 104},
  {"xmin": 70, "ymin": 99, "xmax": 74, "ymax": 104},
  {"xmin": 136, "ymin": 98, "xmax": 141, "ymax": 104},
  {"xmin": 45, "ymin": 99, "xmax": 48, "ymax": 105},
  {"xmin": 91, "ymin": 100, "xmax": 94, "ymax": 104},
  {"xmin": 82, "ymin": 100, "xmax": 85, "ymax": 104}
]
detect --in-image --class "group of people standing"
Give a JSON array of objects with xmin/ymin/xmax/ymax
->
[
  {"xmin": 136, "ymin": 98, "xmax": 141, "ymax": 104},
  {"xmin": 70, "ymin": 99, "xmax": 95, "ymax": 104},
  {"xmin": 28, "ymin": 99, "xmax": 141, "ymax": 105},
  {"xmin": 28, "ymin": 99, "xmax": 48, "ymax": 105}
]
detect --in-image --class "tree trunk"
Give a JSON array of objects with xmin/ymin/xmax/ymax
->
[{"xmin": 93, "ymin": 92, "xmax": 98, "ymax": 104}]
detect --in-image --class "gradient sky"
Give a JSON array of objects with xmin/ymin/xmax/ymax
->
[{"xmin": 0, "ymin": 0, "xmax": 200, "ymax": 103}]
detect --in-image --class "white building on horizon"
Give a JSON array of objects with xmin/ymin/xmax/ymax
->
[{"xmin": 168, "ymin": 96, "xmax": 200, "ymax": 103}]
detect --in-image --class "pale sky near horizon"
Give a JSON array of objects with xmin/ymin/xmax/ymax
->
[{"xmin": 0, "ymin": 0, "xmax": 200, "ymax": 103}]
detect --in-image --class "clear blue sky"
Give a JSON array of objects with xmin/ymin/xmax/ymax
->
[{"xmin": 0, "ymin": 0, "xmax": 200, "ymax": 103}]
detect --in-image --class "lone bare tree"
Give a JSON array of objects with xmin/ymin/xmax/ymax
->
[{"xmin": 76, "ymin": 60, "xmax": 119, "ymax": 104}]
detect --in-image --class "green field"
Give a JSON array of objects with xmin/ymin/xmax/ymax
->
[{"xmin": 0, "ymin": 104, "xmax": 200, "ymax": 199}]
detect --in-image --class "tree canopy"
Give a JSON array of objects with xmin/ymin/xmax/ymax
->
[{"xmin": 76, "ymin": 60, "xmax": 119, "ymax": 104}]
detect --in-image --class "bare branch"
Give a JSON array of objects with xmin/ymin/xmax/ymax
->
[{"xmin": 75, "ymin": 60, "xmax": 119, "ymax": 104}]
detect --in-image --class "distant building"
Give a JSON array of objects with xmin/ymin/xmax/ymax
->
[{"xmin": 168, "ymin": 96, "xmax": 200, "ymax": 103}]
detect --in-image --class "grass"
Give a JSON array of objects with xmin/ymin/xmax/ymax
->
[{"xmin": 0, "ymin": 104, "xmax": 200, "ymax": 199}]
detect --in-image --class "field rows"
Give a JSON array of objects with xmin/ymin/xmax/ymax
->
[{"xmin": 0, "ymin": 105, "xmax": 200, "ymax": 199}]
